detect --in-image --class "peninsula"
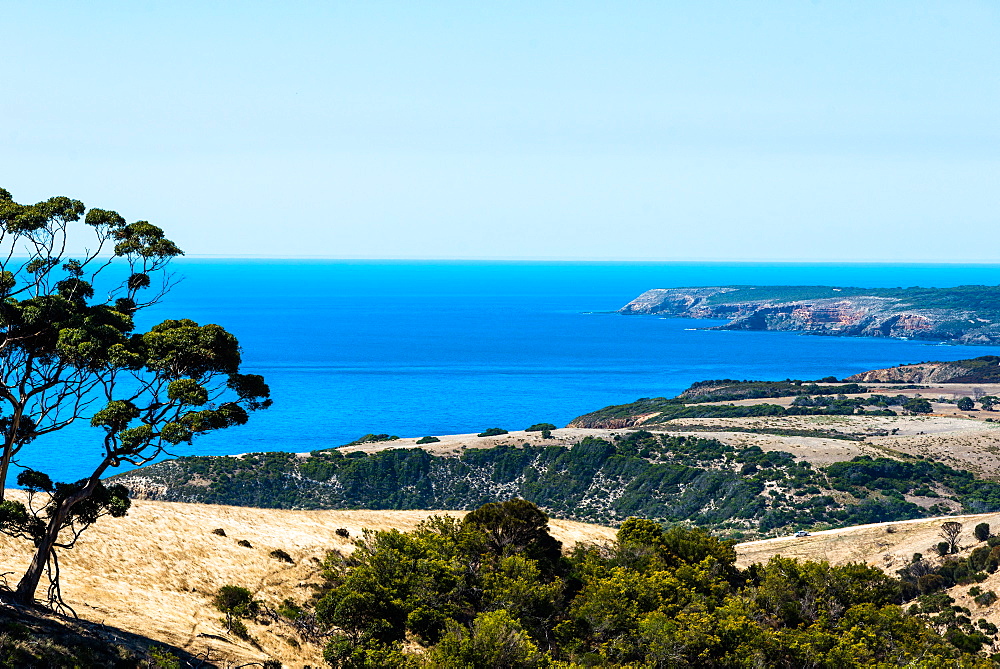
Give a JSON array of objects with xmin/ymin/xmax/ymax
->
[{"xmin": 618, "ymin": 284, "xmax": 1000, "ymax": 344}]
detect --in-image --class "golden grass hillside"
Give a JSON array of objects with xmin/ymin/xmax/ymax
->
[
  {"xmin": 0, "ymin": 494, "xmax": 616, "ymax": 667},
  {"xmin": 737, "ymin": 512, "xmax": 1000, "ymax": 633}
]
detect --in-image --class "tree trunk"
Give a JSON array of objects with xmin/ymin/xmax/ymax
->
[
  {"xmin": 13, "ymin": 458, "xmax": 111, "ymax": 606},
  {"xmin": 0, "ymin": 448, "xmax": 11, "ymax": 503},
  {"xmin": 0, "ymin": 405, "xmax": 25, "ymax": 502}
]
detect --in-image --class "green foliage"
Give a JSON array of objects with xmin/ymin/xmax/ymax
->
[
  {"xmin": 346, "ymin": 433, "xmax": 399, "ymax": 446},
  {"xmin": 0, "ymin": 188, "xmax": 272, "ymax": 606},
  {"xmin": 300, "ymin": 503, "xmax": 987, "ymax": 666},
  {"xmin": 213, "ymin": 585, "xmax": 258, "ymax": 619},
  {"xmin": 680, "ymin": 379, "xmax": 868, "ymax": 403},
  {"xmin": 415, "ymin": 436, "xmax": 440, "ymax": 444},
  {"xmin": 958, "ymin": 396, "xmax": 976, "ymax": 411},
  {"xmin": 120, "ymin": 436, "xmax": 1000, "ymax": 538},
  {"xmin": 525, "ymin": 423, "xmax": 557, "ymax": 432},
  {"xmin": 148, "ymin": 647, "xmax": 182, "ymax": 669},
  {"xmin": 463, "ymin": 499, "xmax": 562, "ymax": 574},
  {"xmin": 903, "ymin": 397, "xmax": 934, "ymax": 414},
  {"xmin": 976, "ymin": 522, "xmax": 992, "ymax": 542},
  {"xmin": 427, "ymin": 611, "xmax": 546, "ymax": 668},
  {"xmin": 477, "ymin": 427, "xmax": 508, "ymax": 437}
]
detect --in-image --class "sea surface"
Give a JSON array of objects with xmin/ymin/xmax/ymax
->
[{"xmin": 25, "ymin": 260, "xmax": 1000, "ymax": 482}]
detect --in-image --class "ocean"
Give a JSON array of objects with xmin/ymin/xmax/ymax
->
[{"xmin": 25, "ymin": 260, "xmax": 1000, "ymax": 482}]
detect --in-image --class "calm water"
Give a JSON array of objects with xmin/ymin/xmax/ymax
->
[{"xmin": 26, "ymin": 260, "xmax": 1000, "ymax": 482}]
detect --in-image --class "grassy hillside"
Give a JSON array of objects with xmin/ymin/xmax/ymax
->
[{"xmin": 0, "ymin": 495, "xmax": 615, "ymax": 667}]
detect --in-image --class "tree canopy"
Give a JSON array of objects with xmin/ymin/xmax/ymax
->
[
  {"xmin": 0, "ymin": 188, "xmax": 271, "ymax": 607},
  {"xmin": 251, "ymin": 500, "xmax": 994, "ymax": 667}
]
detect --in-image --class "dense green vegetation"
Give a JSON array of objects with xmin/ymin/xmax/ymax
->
[
  {"xmin": 116, "ymin": 432, "xmax": 1000, "ymax": 537},
  {"xmin": 256, "ymin": 500, "xmax": 996, "ymax": 667},
  {"xmin": 570, "ymin": 392, "xmax": 899, "ymax": 428},
  {"xmin": 702, "ymin": 285, "xmax": 1000, "ymax": 317},
  {"xmin": 680, "ymin": 379, "xmax": 867, "ymax": 402}
]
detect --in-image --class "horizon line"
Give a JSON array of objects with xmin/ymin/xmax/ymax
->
[{"xmin": 168, "ymin": 255, "xmax": 1000, "ymax": 265}]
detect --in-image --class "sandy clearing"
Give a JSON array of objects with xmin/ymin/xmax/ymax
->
[
  {"xmin": 333, "ymin": 427, "xmax": 629, "ymax": 455},
  {"xmin": 0, "ymin": 494, "xmax": 615, "ymax": 667}
]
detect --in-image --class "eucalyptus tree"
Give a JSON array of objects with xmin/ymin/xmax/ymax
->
[{"xmin": 0, "ymin": 188, "xmax": 271, "ymax": 607}]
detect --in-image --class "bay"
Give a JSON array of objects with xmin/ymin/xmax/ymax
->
[{"xmin": 27, "ymin": 260, "xmax": 1000, "ymax": 482}]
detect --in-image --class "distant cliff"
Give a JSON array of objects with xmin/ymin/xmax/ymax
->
[
  {"xmin": 844, "ymin": 356, "xmax": 1000, "ymax": 384},
  {"xmin": 618, "ymin": 285, "xmax": 1000, "ymax": 344}
]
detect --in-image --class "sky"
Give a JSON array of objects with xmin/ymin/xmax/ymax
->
[{"xmin": 2, "ymin": 1, "xmax": 998, "ymax": 261}]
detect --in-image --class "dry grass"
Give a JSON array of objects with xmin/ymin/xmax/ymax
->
[
  {"xmin": 0, "ymin": 494, "xmax": 616, "ymax": 667},
  {"xmin": 736, "ymin": 512, "xmax": 1000, "ymax": 630}
]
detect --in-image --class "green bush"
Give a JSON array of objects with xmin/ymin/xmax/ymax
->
[
  {"xmin": 416, "ymin": 436, "xmax": 440, "ymax": 444},
  {"xmin": 477, "ymin": 427, "xmax": 508, "ymax": 437},
  {"xmin": 213, "ymin": 584, "xmax": 258, "ymax": 637},
  {"xmin": 525, "ymin": 423, "xmax": 557, "ymax": 432},
  {"xmin": 975, "ymin": 522, "xmax": 991, "ymax": 541},
  {"xmin": 347, "ymin": 433, "xmax": 400, "ymax": 445}
]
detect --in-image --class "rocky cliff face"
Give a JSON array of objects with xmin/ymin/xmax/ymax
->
[{"xmin": 618, "ymin": 287, "xmax": 1000, "ymax": 345}]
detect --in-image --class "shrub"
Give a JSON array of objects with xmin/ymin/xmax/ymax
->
[
  {"xmin": 213, "ymin": 585, "xmax": 259, "ymax": 636},
  {"xmin": 148, "ymin": 647, "xmax": 181, "ymax": 669},
  {"xmin": 975, "ymin": 522, "xmax": 991, "ymax": 542},
  {"xmin": 477, "ymin": 428, "xmax": 508, "ymax": 437},
  {"xmin": 347, "ymin": 433, "xmax": 400, "ymax": 445},
  {"xmin": 335, "ymin": 528, "xmax": 350, "ymax": 538},
  {"xmin": 903, "ymin": 397, "xmax": 933, "ymax": 414},
  {"xmin": 211, "ymin": 528, "xmax": 226, "ymax": 536},
  {"xmin": 416, "ymin": 436, "xmax": 440, "ymax": 444},
  {"xmin": 975, "ymin": 590, "xmax": 998, "ymax": 607},
  {"xmin": 270, "ymin": 549, "xmax": 294, "ymax": 564},
  {"xmin": 214, "ymin": 585, "xmax": 258, "ymax": 616},
  {"xmin": 525, "ymin": 423, "xmax": 557, "ymax": 432},
  {"xmin": 936, "ymin": 541, "xmax": 951, "ymax": 557},
  {"xmin": 237, "ymin": 539, "xmax": 253, "ymax": 548},
  {"xmin": 228, "ymin": 618, "xmax": 250, "ymax": 640}
]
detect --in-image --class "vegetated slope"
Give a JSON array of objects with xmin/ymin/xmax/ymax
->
[
  {"xmin": 113, "ymin": 431, "xmax": 1000, "ymax": 539},
  {"xmin": 296, "ymin": 504, "xmax": 998, "ymax": 666},
  {"xmin": 846, "ymin": 356, "xmax": 1000, "ymax": 384},
  {"xmin": 618, "ymin": 284, "xmax": 1000, "ymax": 344},
  {"xmin": 0, "ymin": 494, "xmax": 615, "ymax": 667},
  {"xmin": 567, "ymin": 380, "xmax": 898, "ymax": 430},
  {"xmin": 738, "ymin": 510, "xmax": 1000, "ymax": 652}
]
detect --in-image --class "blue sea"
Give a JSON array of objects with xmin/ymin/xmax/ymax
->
[{"xmin": 25, "ymin": 260, "xmax": 1000, "ymax": 482}]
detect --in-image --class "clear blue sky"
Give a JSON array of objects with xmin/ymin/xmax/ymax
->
[{"xmin": 3, "ymin": 1, "xmax": 997, "ymax": 261}]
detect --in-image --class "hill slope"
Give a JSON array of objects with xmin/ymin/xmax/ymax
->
[
  {"xmin": 737, "ymin": 512, "xmax": 1000, "ymax": 639},
  {"xmin": 0, "ymin": 495, "xmax": 615, "ymax": 667},
  {"xmin": 846, "ymin": 356, "xmax": 1000, "ymax": 383}
]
